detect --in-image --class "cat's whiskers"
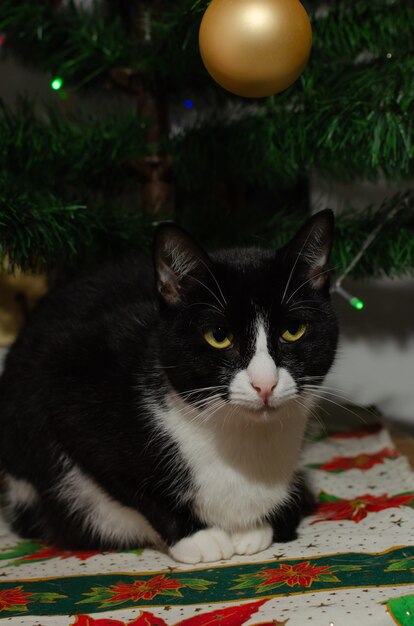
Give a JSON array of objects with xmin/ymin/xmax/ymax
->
[
  {"xmin": 178, "ymin": 398, "xmax": 223, "ymax": 420},
  {"xmin": 179, "ymin": 398, "xmax": 230, "ymax": 429},
  {"xmin": 199, "ymin": 400, "xmax": 229, "ymax": 423},
  {"xmin": 301, "ymin": 384, "xmax": 355, "ymax": 399},
  {"xmin": 179, "ymin": 385, "xmax": 227, "ymax": 399},
  {"xmin": 285, "ymin": 266, "xmax": 339, "ymax": 305},
  {"xmin": 293, "ymin": 392, "xmax": 324, "ymax": 421},
  {"xmin": 277, "ymin": 383, "xmax": 299, "ymax": 399},
  {"xmin": 300, "ymin": 389, "xmax": 370, "ymax": 425},
  {"xmin": 300, "ymin": 372, "xmax": 377, "ymax": 393},
  {"xmin": 296, "ymin": 377, "xmax": 380, "ymax": 431},
  {"xmin": 288, "ymin": 298, "xmax": 327, "ymax": 311},
  {"xmin": 298, "ymin": 374, "xmax": 326, "ymax": 381},
  {"xmin": 301, "ymin": 384, "xmax": 379, "ymax": 421},
  {"xmin": 229, "ymin": 395, "xmax": 261, "ymax": 408},
  {"xmin": 197, "ymin": 258, "xmax": 227, "ymax": 309},
  {"xmin": 301, "ymin": 382, "xmax": 375, "ymax": 404},
  {"xmin": 223, "ymin": 403, "xmax": 239, "ymax": 429},
  {"xmin": 290, "ymin": 299, "xmax": 325, "ymax": 306},
  {"xmin": 189, "ymin": 275, "xmax": 226, "ymax": 312},
  {"xmin": 185, "ymin": 301, "xmax": 223, "ymax": 315},
  {"xmin": 281, "ymin": 227, "xmax": 316, "ymax": 305},
  {"xmin": 301, "ymin": 384, "xmax": 354, "ymax": 396},
  {"xmin": 287, "ymin": 305, "xmax": 327, "ymax": 315},
  {"xmin": 173, "ymin": 394, "xmax": 228, "ymax": 423},
  {"xmin": 290, "ymin": 392, "xmax": 325, "ymax": 436},
  {"xmin": 299, "ymin": 379, "xmax": 349, "ymax": 394},
  {"xmin": 298, "ymin": 403, "xmax": 328, "ymax": 440},
  {"xmin": 177, "ymin": 390, "xmax": 228, "ymax": 412}
]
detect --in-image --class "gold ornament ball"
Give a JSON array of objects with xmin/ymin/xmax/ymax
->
[{"xmin": 199, "ymin": 0, "xmax": 312, "ymax": 98}]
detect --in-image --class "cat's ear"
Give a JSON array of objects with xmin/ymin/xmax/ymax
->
[
  {"xmin": 285, "ymin": 210, "xmax": 334, "ymax": 289},
  {"xmin": 153, "ymin": 224, "xmax": 212, "ymax": 305}
]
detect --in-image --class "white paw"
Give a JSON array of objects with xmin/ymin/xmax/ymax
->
[
  {"xmin": 231, "ymin": 525, "xmax": 273, "ymax": 556},
  {"xmin": 169, "ymin": 528, "xmax": 234, "ymax": 564}
]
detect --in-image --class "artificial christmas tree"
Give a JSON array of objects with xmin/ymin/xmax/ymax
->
[{"xmin": 0, "ymin": 0, "xmax": 412, "ymax": 278}]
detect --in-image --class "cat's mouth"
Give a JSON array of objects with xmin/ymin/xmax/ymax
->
[{"xmin": 229, "ymin": 395, "xmax": 297, "ymax": 416}]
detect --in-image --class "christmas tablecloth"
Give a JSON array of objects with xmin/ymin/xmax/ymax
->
[{"xmin": 1, "ymin": 422, "xmax": 414, "ymax": 625}]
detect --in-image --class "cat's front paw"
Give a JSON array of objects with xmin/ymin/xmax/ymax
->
[
  {"xmin": 231, "ymin": 525, "xmax": 273, "ymax": 556},
  {"xmin": 169, "ymin": 528, "xmax": 234, "ymax": 564}
]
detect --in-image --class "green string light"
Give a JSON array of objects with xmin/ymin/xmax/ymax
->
[
  {"xmin": 50, "ymin": 76, "xmax": 63, "ymax": 91},
  {"xmin": 333, "ymin": 286, "xmax": 365, "ymax": 311},
  {"xmin": 350, "ymin": 297, "xmax": 364, "ymax": 310}
]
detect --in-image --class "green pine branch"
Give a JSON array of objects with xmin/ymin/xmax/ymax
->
[
  {"xmin": 310, "ymin": 0, "xmax": 414, "ymax": 61},
  {"xmin": 3, "ymin": 0, "xmax": 414, "ymax": 90},
  {"xmin": 174, "ymin": 56, "xmax": 414, "ymax": 189},
  {"xmin": 3, "ymin": 2, "xmax": 413, "ymax": 186},
  {"xmin": 6, "ymin": 88, "xmax": 411, "ymax": 201},
  {"xmin": 0, "ymin": 185, "xmax": 152, "ymax": 272},
  {"xmin": 1, "ymin": 181, "xmax": 413, "ymax": 277},
  {"xmin": 0, "ymin": 0, "xmax": 132, "ymax": 87},
  {"xmin": 324, "ymin": 194, "xmax": 414, "ymax": 279},
  {"xmin": 0, "ymin": 99, "xmax": 149, "ymax": 195},
  {"xmin": 1, "ymin": 1, "xmax": 413, "ymax": 277}
]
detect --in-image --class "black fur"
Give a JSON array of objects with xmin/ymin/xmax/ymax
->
[{"xmin": 0, "ymin": 211, "xmax": 338, "ymax": 550}]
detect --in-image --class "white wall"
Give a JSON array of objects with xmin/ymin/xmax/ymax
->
[{"xmin": 311, "ymin": 177, "xmax": 414, "ymax": 427}]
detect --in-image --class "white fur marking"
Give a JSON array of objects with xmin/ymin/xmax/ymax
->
[
  {"xmin": 231, "ymin": 524, "xmax": 273, "ymax": 555},
  {"xmin": 4, "ymin": 475, "xmax": 39, "ymax": 511},
  {"xmin": 57, "ymin": 464, "xmax": 161, "ymax": 547},
  {"xmin": 151, "ymin": 316, "xmax": 310, "ymax": 553},
  {"xmin": 169, "ymin": 527, "xmax": 234, "ymax": 564},
  {"xmin": 246, "ymin": 322, "xmax": 278, "ymax": 394},
  {"xmin": 229, "ymin": 318, "xmax": 299, "ymax": 410},
  {"xmin": 156, "ymin": 390, "xmax": 308, "ymax": 533}
]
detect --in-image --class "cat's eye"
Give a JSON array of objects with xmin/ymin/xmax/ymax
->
[
  {"xmin": 280, "ymin": 323, "xmax": 307, "ymax": 343},
  {"xmin": 203, "ymin": 326, "xmax": 234, "ymax": 349}
]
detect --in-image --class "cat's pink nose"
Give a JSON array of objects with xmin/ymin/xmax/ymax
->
[{"xmin": 250, "ymin": 379, "xmax": 277, "ymax": 402}]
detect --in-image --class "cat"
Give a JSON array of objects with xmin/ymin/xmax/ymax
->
[{"xmin": 0, "ymin": 210, "xmax": 338, "ymax": 564}]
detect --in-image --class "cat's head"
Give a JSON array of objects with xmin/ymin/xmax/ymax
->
[{"xmin": 153, "ymin": 211, "xmax": 338, "ymax": 420}]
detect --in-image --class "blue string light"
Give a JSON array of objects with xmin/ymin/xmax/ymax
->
[{"xmin": 183, "ymin": 99, "xmax": 194, "ymax": 109}]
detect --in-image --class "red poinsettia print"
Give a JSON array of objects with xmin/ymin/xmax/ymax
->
[
  {"xmin": 178, "ymin": 599, "xmax": 267, "ymax": 625},
  {"xmin": 318, "ymin": 447, "xmax": 400, "ymax": 472},
  {"xmin": 312, "ymin": 492, "xmax": 414, "ymax": 523},
  {"xmin": 0, "ymin": 586, "xmax": 32, "ymax": 612},
  {"xmin": 257, "ymin": 562, "xmax": 337, "ymax": 588},
  {"xmin": 73, "ymin": 615, "xmax": 161, "ymax": 626},
  {"xmin": 20, "ymin": 545, "xmax": 101, "ymax": 563},
  {"xmin": 72, "ymin": 600, "xmax": 267, "ymax": 626},
  {"xmin": 107, "ymin": 575, "xmax": 183, "ymax": 602}
]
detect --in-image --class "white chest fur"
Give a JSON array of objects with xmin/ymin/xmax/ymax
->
[{"xmin": 157, "ymin": 393, "xmax": 309, "ymax": 532}]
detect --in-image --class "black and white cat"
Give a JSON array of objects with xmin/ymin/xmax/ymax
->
[{"xmin": 0, "ymin": 210, "xmax": 338, "ymax": 564}]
